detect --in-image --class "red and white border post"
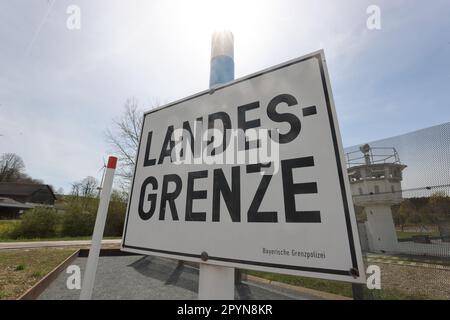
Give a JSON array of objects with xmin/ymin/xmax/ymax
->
[{"xmin": 80, "ymin": 156, "xmax": 118, "ymax": 300}]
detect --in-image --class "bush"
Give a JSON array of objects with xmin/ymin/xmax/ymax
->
[
  {"xmin": 0, "ymin": 220, "xmax": 20, "ymax": 238},
  {"xmin": 104, "ymin": 199, "xmax": 127, "ymax": 237},
  {"xmin": 2, "ymin": 192, "xmax": 128, "ymax": 239},
  {"xmin": 60, "ymin": 193, "xmax": 127, "ymax": 237},
  {"xmin": 10, "ymin": 208, "xmax": 60, "ymax": 239},
  {"xmin": 60, "ymin": 203, "xmax": 95, "ymax": 237}
]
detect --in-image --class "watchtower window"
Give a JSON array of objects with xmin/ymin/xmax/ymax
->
[
  {"xmin": 391, "ymin": 185, "xmax": 395, "ymax": 193},
  {"xmin": 374, "ymin": 185, "xmax": 380, "ymax": 194},
  {"xmin": 359, "ymin": 187, "xmax": 363, "ymax": 195}
]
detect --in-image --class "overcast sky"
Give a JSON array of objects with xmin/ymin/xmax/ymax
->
[{"xmin": 0, "ymin": 0, "xmax": 449, "ymax": 192}]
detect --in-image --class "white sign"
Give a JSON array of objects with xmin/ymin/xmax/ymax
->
[{"xmin": 121, "ymin": 50, "xmax": 366, "ymax": 283}]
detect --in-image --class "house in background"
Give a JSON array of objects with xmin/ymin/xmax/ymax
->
[
  {"xmin": 0, "ymin": 197, "xmax": 33, "ymax": 219},
  {"xmin": 0, "ymin": 183, "xmax": 57, "ymax": 219}
]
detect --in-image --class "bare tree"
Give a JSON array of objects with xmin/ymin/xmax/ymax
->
[
  {"xmin": 106, "ymin": 98, "xmax": 155, "ymax": 189},
  {"xmin": 80, "ymin": 176, "xmax": 98, "ymax": 198},
  {"xmin": 71, "ymin": 181, "xmax": 82, "ymax": 197},
  {"xmin": 0, "ymin": 153, "xmax": 25, "ymax": 182}
]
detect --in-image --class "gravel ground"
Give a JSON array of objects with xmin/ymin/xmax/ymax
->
[
  {"xmin": 38, "ymin": 255, "xmax": 321, "ymax": 300},
  {"xmin": 377, "ymin": 262, "xmax": 450, "ymax": 299}
]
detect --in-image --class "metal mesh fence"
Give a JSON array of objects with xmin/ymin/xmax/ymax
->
[{"xmin": 345, "ymin": 122, "xmax": 450, "ymax": 300}]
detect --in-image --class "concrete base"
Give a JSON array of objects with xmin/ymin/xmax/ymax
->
[
  {"xmin": 365, "ymin": 205, "xmax": 399, "ymax": 253},
  {"xmin": 198, "ymin": 264, "xmax": 235, "ymax": 300}
]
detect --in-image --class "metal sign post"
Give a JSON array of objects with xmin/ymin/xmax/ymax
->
[
  {"xmin": 80, "ymin": 156, "xmax": 117, "ymax": 300},
  {"xmin": 198, "ymin": 31, "xmax": 236, "ymax": 300}
]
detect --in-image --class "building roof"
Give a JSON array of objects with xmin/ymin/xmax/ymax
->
[
  {"xmin": 0, "ymin": 197, "xmax": 33, "ymax": 209},
  {"xmin": 0, "ymin": 183, "xmax": 57, "ymax": 200}
]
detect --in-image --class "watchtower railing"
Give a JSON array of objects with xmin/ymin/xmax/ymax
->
[{"xmin": 346, "ymin": 147, "xmax": 401, "ymax": 168}]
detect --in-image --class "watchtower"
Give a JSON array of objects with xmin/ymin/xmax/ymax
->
[{"xmin": 347, "ymin": 144, "xmax": 407, "ymax": 253}]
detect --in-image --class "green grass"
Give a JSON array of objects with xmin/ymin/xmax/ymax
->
[
  {"xmin": 0, "ymin": 248, "xmax": 77, "ymax": 300},
  {"xmin": 14, "ymin": 264, "xmax": 26, "ymax": 271},
  {"xmin": 246, "ymin": 271, "xmax": 433, "ymax": 300},
  {"xmin": 31, "ymin": 271, "xmax": 43, "ymax": 278},
  {"xmin": 247, "ymin": 271, "xmax": 353, "ymax": 297},
  {"xmin": 0, "ymin": 236, "xmax": 121, "ymax": 243}
]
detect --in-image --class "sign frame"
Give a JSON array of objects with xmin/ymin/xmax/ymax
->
[{"xmin": 121, "ymin": 50, "xmax": 366, "ymax": 283}]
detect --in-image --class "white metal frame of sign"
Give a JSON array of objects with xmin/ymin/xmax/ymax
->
[{"xmin": 121, "ymin": 50, "xmax": 366, "ymax": 283}]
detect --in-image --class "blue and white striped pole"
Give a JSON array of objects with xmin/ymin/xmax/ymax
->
[
  {"xmin": 198, "ymin": 31, "xmax": 236, "ymax": 300},
  {"xmin": 209, "ymin": 30, "xmax": 235, "ymax": 87}
]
